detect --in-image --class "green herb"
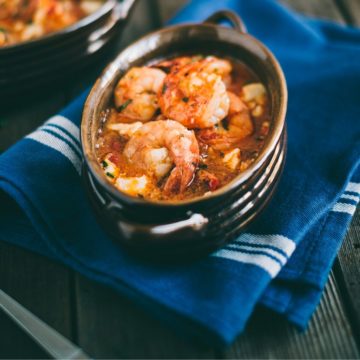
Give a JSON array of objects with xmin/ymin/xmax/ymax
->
[
  {"xmin": 101, "ymin": 160, "xmax": 108, "ymax": 168},
  {"xmin": 199, "ymin": 163, "xmax": 208, "ymax": 169},
  {"xmin": 117, "ymin": 99, "xmax": 132, "ymax": 112},
  {"xmin": 219, "ymin": 151, "xmax": 225, "ymax": 158},
  {"xmin": 182, "ymin": 97, "xmax": 189, "ymax": 103},
  {"xmin": 106, "ymin": 172, "xmax": 115, "ymax": 178},
  {"xmin": 0, "ymin": 27, "xmax": 7, "ymax": 41},
  {"xmin": 256, "ymin": 135, "xmax": 265, "ymax": 141},
  {"xmin": 222, "ymin": 120, "xmax": 229, "ymax": 130},
  {"xmin": 162, "ymin": 83, "xmax": 167, "ymax": 94}
]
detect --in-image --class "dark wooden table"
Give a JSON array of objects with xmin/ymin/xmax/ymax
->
[{"xmin": 1, "ymin": 0, "xmax": 359, "ymax": 358}]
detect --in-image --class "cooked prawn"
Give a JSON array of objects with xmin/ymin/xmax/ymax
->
[
  {"xmin": 114, "ymin": 67, "xmax": 166, "ymax": 122},
  {"xmin": 159, "ymin": 59, "xmax": 230, "ymax": 128},
  {"xmin": 197, "ymin": 91, "xmax": 254, "ymax": 151},
  {"xmin": 124, "ymin": 120, "xmax": 199, "ymax": 194},
  {"xmin": 154, "ymin": 56, "xmax": 194, "ymax": 73},
  {"xmin": 201, "ymin": 56, "xmax": 232, "ymax": 86}
]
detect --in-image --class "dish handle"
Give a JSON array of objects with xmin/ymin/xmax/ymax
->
[
  {"xmin": 107, "ymin": 203, "xmax": 209, "ymax": 241},
  {"xmin": 204, "ymin": 10, "xmax": 247, "ymax": 33},
  {"xmin": 84, "ymin": 167, "xmax": 209, "ymax": 244}
]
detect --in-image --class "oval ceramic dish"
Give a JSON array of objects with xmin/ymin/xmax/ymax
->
[
  {"xmin": 0, "ymin": 0, "xmax": 137, "ymax": 99},
  {"xmin": 81, "ymin": 10, "xmax": 288, "ymax": 259}
]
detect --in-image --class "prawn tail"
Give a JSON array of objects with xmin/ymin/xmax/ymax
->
[
  {"xmin": 163, "ymin": 164, "xmax": 196, "ymax": 194},
  {"xmin": 198, "ymin": 129, "xmax": 237, "ymax": 151}
]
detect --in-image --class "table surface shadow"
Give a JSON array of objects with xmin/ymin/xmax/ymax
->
[{"xmin": 0, "ymin": 0, "xmax": 359, "ymax": 358}]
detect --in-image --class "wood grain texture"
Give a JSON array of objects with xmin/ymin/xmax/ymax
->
[
  {"xmin": 312, "ymin": 0, "xmax": 360, "ymax": 349},
  {"xmin": 335, "ymin": 0, "xmax": 360, "ymax": 26},
  {"xmin": 223, "ymin": 273, "xmax": 359, "ymax": 359},
  {"xmin": 156, "ymin": 0, "xmax": 189, "ymax": 24},
  {"xmin": 75, "ymin": 275, "xmax": 215, "ymax": 359},
  {"xmin": 0, "ymin": 93, "xmax": 66, "ymax": 153},
  {"xmin": 279, "ymin": 0, "xmax": 345, "ymax": 22},
  {"xmin": 0, "ymin": 241, "xmax": 73, "ymax": 358},
  {"xmin": 0, "ymin": 0, "xmax": 359, "ymax": 358},
  {"xmin": 337, "ymin": 208, "xmax": 360, "ymax": 342}
]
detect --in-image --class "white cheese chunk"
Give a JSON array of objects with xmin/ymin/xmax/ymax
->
[
  {"xmin": 223, "ymin": 148, "xmax": 241, "ymax": 170},
  {"xmin": 242, "ymin": 83, "xmax": 266, "ymax": 105},
  {"xmin": 115, "ymin": 175, "xmax": 149, "ymax": 196},
  {"xmin": 108, "ymin": 122, "xmax": 143, "ymax": 137}
]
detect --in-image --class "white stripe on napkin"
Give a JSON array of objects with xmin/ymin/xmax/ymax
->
[
  {"xmin": 331, "ymin": 182, "xmax": 360, "ymax": 215},
  {"xmin": 41, "ymin": 124, "xmax": 82, "ymax": 156},
  {"xmin": 27, "ymin": 131, "xmax": 81, "ymax": 174},
  {"xmin": 212, "ymin": 234, "xmax": 296, "ymax": 278},
  {"xmin": 332, "ymin": 202, "xmax": 357, "ymax": 216},
  {"xmin": 345, "ymin": 182, "xmax": 360, "ymax": 194},
  {"xmin": 226, "ymin": 244, "xmax": 287, "ymax": 265},
  {"xmin": 213, "ymin": 248, "xmax": 282, "ymax": 277},
  {"xmin": 45, "ymin": 115, "xmax": 80, "ymax": 142},
  {"xmin": 233, "ymin": 233, "xmax": 296, "ymax": 257},
  {"xmin": 340, "ymin": 194, "xmax": 359, "ymax": 202}
]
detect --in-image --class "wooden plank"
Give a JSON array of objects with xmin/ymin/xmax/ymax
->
[
  {"xmin": 0, "ymin": 310, "xmax": 49, "ymax": 358},
  {"xmin": 336, "ymin": 208, "xmax": 360, "ymax": 342},
  {"xmin": 324, "ymin": 0, "xmax": 360, "ymax": 347},
  {"xmin": 156, "ymin": 0, "xmax": 188, "ymax": 24},
  {"xmin": 222, "ymin": 273, "xmax": 359, "ymax": 359},
  {"xmin": 157, "ymin": 0, "xmax": 346, "ymax": 25},
  {"xmin": 75, "ymin": 275, "xmax": 215, "ymax": 359},
  {"xmin": 280, "ymin": 0, "xmax": 345, "ymax": 23},
  {"xmin": 335, "ymin": 0, "xmax": 360, "ymax": 26},
  {"xmin": 335, "ymin": 0, "xmax": 360, "ymax": 311},
  {"xmin": 0, "ymin": 241, "xmax": 74, "ymax": 358},
  {"xmin": 0, "ymin": 93, "xmax": 66, "ymax": 153}
]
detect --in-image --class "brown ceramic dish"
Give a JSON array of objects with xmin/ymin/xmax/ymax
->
[
  {"xmin": 0, "ymin": 0, "xmax": 137, "ymax": 99},
  {"xmin": 81, "ymin": 10, "xmax": 288, "ymax": 258}
]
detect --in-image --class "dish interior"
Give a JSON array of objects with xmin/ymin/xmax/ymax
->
[
  {"xmin": 83, "ymin": 25, "xmax": 286, "ymax": 207},
  {"xmin": 95, "ymin": 54, "xmax": 271, "ymax": 202}
]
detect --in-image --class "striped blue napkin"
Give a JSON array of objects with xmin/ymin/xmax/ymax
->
[{"xmin": 0, "ymin": 0, "xmax": 359, "ymax": 347}]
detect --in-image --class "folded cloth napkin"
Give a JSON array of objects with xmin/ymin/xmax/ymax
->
[{"xmin": 1, "ymin": 0, "xmax": 360, "ymax": 347}]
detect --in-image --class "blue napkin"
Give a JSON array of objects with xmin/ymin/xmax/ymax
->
[{"xmin": 0, "ymin": 0, "xmax": 359, "ymax": 347}]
